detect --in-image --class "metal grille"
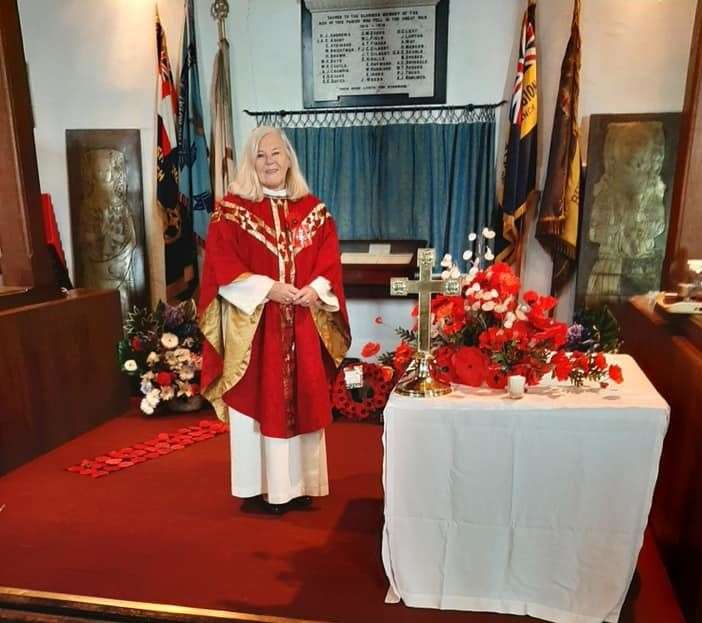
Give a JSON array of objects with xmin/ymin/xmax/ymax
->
[{"xmin": 245, "ymin": 102, "xmax": 505, "ymax": 128}]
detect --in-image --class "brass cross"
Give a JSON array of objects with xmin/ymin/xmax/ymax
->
[{"xmin": 390, "ymin": 249, "xmax": 461, "ymax": 353}]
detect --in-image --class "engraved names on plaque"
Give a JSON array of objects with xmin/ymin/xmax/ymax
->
[{"xmin": 313, "ymin": 6, "xmax": 436, "ymax": 102}]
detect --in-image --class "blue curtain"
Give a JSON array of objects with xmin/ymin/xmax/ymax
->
[{"xmin": 285, "ymin": 122, "xmax": 496, "ymax": 262}]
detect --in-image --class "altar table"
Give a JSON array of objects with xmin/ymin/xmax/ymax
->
[{"xmin": 381, "ymin": 355, "xmax": 668, "ymax": 623}]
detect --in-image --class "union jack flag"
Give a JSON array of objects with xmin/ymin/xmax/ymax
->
[{"xmin": 497, "ymin": 0, "xmax": 538, "ymax": 269}]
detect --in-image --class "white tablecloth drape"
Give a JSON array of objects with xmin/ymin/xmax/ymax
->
[{"xmin": 381, "ymin": 355, "xmax": 668, "ymax": 623}]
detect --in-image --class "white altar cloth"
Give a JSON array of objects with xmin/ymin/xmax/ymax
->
[{"xmin": 381, "ymin": 355, "xmax": 668, "ymax": 623}]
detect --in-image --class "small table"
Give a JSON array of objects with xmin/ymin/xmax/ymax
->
[{"xmin": 381, "ymin": 355, "xmax": 668, "ymax": 623}]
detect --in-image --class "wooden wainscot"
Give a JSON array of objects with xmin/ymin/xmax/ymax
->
[{"xmin": 618, "ymin": 296, "xmax": 702, "ymax": 620}]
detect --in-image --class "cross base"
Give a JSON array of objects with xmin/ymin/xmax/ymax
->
[{"xmin": 395, "ymin": 351, "xmax": 453, "ymax": 398}]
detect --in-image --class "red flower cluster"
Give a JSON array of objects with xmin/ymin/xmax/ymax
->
[
  {"xmin": 364, "ymin": 261, "xmax": 623, "ymax": 392},
  {"xmin": 332, "ymin": 362, "xmax": 395, "ymax": 420}
]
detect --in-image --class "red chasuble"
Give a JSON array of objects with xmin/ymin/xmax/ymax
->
[{"xmin": 199, "ymin": 193, "xmax": 351, "ymax": 439}]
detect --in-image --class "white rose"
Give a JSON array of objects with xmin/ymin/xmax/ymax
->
[
  {"xmin": 462, "ymin": 250, "xmax": 473, "ymax": 261},
  {"xmin": 140, "ymin": 380, "xmax": 153, "ymax": 395},
  {"xmin": 179, "ymin": 366, "xmax": 195, "ymax": 381},
  {"xmin": 146, "ymin": 388, "xmax": 161, "ymax": 407},
  {"xmin": 123, "ymin": 359, "xmax": 138, "ymax": 372},
  {"xmin": 160, "ymin": 385, "xmax": 175, "ymax": 401},
  {"xmin": 174, "ymin": 347, "xmax": 190, "ymax": 361},
  {"xmin": 468, "ymin": 232, "xmax": 477, "ymax": 241},
  {"xmin": 161, "ymin": 332, "xmax": 179, "ymax": 349},
  {"xmin": 482, "ymin": 227, "xmax": 496, "ymax": 239},
  {"xmin": 146, "ymin": 352, "xmax": 159, "ymax": 365},
  {"xmin": 484, "ymin": 249, "xmax": 495, "ymax": 261},
  {"xmin": 177, "ymin": 381, "xmax": 193, "ymax": 398},
  {"xmin": 140, "ymin": 398, "xmax": 155, "ymax": 415}
]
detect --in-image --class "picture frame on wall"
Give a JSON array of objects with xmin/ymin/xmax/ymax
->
[
  {"xmin": 301, "ymin": 0, "xmax": 449, "ymax": 108},
  {"xmin": 575, "ymin": 112, "xmax": 681, "ymax": 310}
]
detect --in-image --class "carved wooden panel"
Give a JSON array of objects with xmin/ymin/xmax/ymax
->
[
  {"xmin": 576, "ymin": 113, "xmax": 680, "ymax": 309},
  {"xmin": 66, "ymin": 130, "xmax": 149, "ymax": 317}
]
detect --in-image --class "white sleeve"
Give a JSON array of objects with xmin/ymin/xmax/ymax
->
[
  {"xmin": 309, "ymin": 276, "xmax": 340, "ymax": 312},
  {"xmin": 219, "ymin": 275, "xmax": 275, "ymax": 315}
]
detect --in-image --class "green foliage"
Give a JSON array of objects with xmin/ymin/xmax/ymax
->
[
  {"xmin": 570, "ymin": 306, "xmax": 622, "ymax": 353},
  {"xmin": 394, "ymin": 326, "xmax": 417, "ymax": 346}
]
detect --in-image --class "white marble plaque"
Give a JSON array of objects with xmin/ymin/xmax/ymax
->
[{"xmin": 312, "ymin": 6, "xmax": 436, "ymax": 102}]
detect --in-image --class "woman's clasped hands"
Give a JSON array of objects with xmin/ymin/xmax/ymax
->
[{"xmin": 268, "ymin": 282, "xmax": 320, "ymax": 308}]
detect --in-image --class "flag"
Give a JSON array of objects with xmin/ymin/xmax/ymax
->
[
  {"xmin": 210, "ymin": 22, "xmax": 236, "ymax": 204},
  {"xmin": 177, "ymin": 0, "xmax": 213, "ymax": 244},
  {"xmin": 536, "ymin": 0, "xmax": 582, "ymax": 295},
  {"xmin": 496, "ymin": 0, "xmax": 538, "ymax": 268},
  {"xmin": 156, "ymin": 9, "xmax": 196, "ymax": 303}
]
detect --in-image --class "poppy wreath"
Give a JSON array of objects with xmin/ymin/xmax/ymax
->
[{"xmin": 332, "ymin": 362, "xmax": 394, "ymax": 421}]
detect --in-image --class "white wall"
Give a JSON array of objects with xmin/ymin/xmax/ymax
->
[{"xmin": 18, "ymin": 0, "xmax": 696, "ymax": 335}]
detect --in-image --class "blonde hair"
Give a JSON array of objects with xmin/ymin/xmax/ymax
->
[{"xmin": 229, "ymin": 126, "xmax": 310, "ymax": 201}]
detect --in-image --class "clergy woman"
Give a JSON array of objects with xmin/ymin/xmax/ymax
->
[{"xmin": 199, "ymin": 126, "xmax": 351, "ymax": 514}]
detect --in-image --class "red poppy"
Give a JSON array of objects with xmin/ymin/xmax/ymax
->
[
  {"xmin": 609, "ymin": 364, "xmax": 623, "ymax": 384},
  {"xmin": 380, "ymin": 366, "xmax": 394, "ymax": 382},
  {"xmin": 485, "ymin": 365, "xmax": 508, "ymax": 389},
  {"xmin": 549, "ymin": 351, "xmax": 571, "ymax": 381},
  {"xmin": 532, "ymin": 323, "xmax": 568, "ymax": 349},
  {"xmin": 432, "ymin": 345, "xmax": 455, "ymax": 384},
  {"xmin": 156, "ymin": 371, "xmax": 173, "ymax": 386},
  {"xmin": 361, "ymin": 341, "xmax": 381, "ymax": 358},
  {"xmin": 523, "ymin": 290, "xmax": 539, "ymax": 305},
  {"xmin": 393, "ymin": 341, "xmax": 415, "ymax": 374},
  {"xmin": 131, "ymin": 336, "xmax": 143, "ymax": 352},
  {"xmin": 572, "ymin": 353, "xmax": 590, "ymax": 373},
  {"xmin": 594, "ymin": 352, "xmax": 607, "ymax": 371},
  {"xmin": 451, "ymin": 347, "xmax": 488, "ymax": 387}
]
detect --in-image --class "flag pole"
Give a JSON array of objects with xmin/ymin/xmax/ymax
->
[{"xmin": 211, "ymin": 0, "xmax": 229, "ymax": 42}]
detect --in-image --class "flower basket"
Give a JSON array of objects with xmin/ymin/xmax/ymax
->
[
  {"xmin": 117, "ymin": 300, "xmax": 206, "ymax": 415},
  {"xmin": 167, "ymin": 394, "xmax": 206, "ymax": 413}
]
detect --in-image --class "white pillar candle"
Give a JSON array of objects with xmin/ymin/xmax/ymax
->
[{"xmin": 507, "ymin": 374, "xmax": 526, "ymax": 398}]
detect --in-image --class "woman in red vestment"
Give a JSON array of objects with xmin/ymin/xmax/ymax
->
[{"xmin": 199, "ymin": 126, "xmax": 351, "ymax": 513}]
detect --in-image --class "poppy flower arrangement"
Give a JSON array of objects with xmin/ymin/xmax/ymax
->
[
  {"xmin": 366, "ymin": 229, "xmax": 623, "ymax": 393},
  {"xmin": 331, "ymin": 361, "xmax": 395, "ymax": 421},
  {"xmin": 117, "ymin": 300, "xmax": 205, "ymax": 415}
]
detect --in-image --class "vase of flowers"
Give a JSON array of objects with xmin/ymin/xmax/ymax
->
[
  {"xmin": 364, "ymin": 229, "xmax": 623, "ymax": 394},
  {"xmin": 117, "ymin": 300, "xmax": 206, "ymax": 415}
]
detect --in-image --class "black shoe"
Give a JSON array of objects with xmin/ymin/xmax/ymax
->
[
  {"xmin": 289, "ymin": 495, "xmax": 313, "ymax": 509},
  {"xmin": 263, "ymin": 500, "xmax": 287, "ymax": 515}
]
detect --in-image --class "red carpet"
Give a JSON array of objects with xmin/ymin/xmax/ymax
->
[{"xmin": 0, "ymin": 408, "xmax": 684, "ymax": 623}]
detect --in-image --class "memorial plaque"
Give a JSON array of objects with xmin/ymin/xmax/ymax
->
[{"xmin": 302, "ymin": 0, "xmax": 448, "ymax": 108}]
